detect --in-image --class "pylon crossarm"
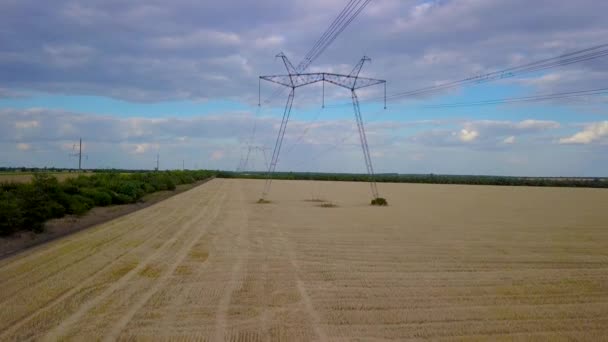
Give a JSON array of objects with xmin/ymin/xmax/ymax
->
[
  {"xmin": 322, "ymin": 74, "xmax": 385, "ymax": 90},
  {"xmin": 261, "ymin": 73, "xmax": 384, "ymax": 90},
  {"xmin": 261, "ymin": 74, "xmax": 325, "ymax": 89},
  {"xmin": 260, "ymin": 76, "xmax": 294, "ymax": 88},
  {"xmin": 351, "ymin": 78, "xmax": 385, "ymax": 90}
]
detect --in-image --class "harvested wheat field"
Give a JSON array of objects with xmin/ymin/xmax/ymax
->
[{"xmin": 1, "ymin": 178, "xmax": 607, "ymax": 341}]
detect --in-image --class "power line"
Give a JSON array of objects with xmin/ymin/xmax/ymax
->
[
  {"xmin": 387, "ymin": 43, "xmax": 608, "ymax": 101},
  {"xmin": 282, "ymin": 106, "xmax": 325, "ymax": 155},
  {"xmin": 416, "ymin": 87, "xmax": 608, "ymax": 109},
  {"xmin": 297, "ymin": 0, "xmax": 359, "ymax": 70},
  {"xmin": 300, "ymin": 0, "xmax": 372, "ymax": 71},
  {"xmin": 324, "ymin": 43, "xmax": 608, "ymax": 108},
  {"xmin": 260, "ymin": 0, "xmax": 372, "ymax": 106},
  {"xmin": 286, "ymin": 107, "xmax": 386, "ymax": 171}
]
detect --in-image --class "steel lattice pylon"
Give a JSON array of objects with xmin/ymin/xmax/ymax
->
[
  {"xmin": 237, "ymin": 145, "xmax": 270, "ymax": 173},
  {"xmin": 259, "ymin": 53, "xmax": 386, "ymax": 202}
]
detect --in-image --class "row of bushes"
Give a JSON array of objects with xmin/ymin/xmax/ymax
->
[{"xmin": 0, "ymin": 170, "xmax": 215, "ymax": 236}]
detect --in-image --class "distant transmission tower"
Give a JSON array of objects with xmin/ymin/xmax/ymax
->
[
  {"xmin": 259, "ymin": 53, "xmax": 387, "ymax": 203},
  {"xmin": 237, "ymin": 145, "xmax": 270, "ymax": 172},
  {"xmin": 69, "ymin": 138, "xmax": 87, "ymax": 170}
]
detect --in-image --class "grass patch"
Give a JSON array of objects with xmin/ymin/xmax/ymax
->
[
  {"xmin": 318, "ymin": 202, "xmax": 338, "ymax": 208},
  {"xmin": 138, "ymin": 265, "xmax": 162, "ymax": 278},
  {"xmin": 111, "ymin": 262, "xmax": 138, "ymax": 280},
  {"xmin": 174, "ymin": 265, "xmax": 192, "ymax": 276},
  {"xmin": 371, "ymin": 197, "xmax": 388, "ymax": 206},
  {"xmin": 304, "ymin": 198, "xmax": 326, "ymax": 203},
  {"xmin": 189, "ymin": 250, "xmax": 209, "ymax": 262},
  {"xmin": 257, "ymin": 198, "xmax": 271, "ymax": 204}
]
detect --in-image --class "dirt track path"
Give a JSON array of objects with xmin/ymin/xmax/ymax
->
[{"xmin": 1, "ymin": 178, "xmax": 608, "ymax": 340}]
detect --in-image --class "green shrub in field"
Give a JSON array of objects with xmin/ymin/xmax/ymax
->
[
  {"xmin": 142, "ymin": 183, "xmax": 155, "ymax": 194},
  {"xmin": 371, "ymin": 197, "xmax": 388, "ymax": 206},
  {"xmin": 61, "ymin": 183, "xmax": 80, "ymax": 195},
  {"xmin": 161, "ymin": 176, "xmax": 176, "ymax": 191},
  {"xmin": 55, "ymin": 192, "xmax": 77, "ymax": 214},
  {"xmin": 67, "ymin": 194, "xmax": 95, "ymax": 215},
  {"xmin": 116, "ymin": 181, "xmax": 145, "ymax": 200},
  {"xmin": 150, "ymin": 179, "xmax": 167, "ymax": 191},
  {"xmin": 17, "ymin": 184, "xmax": 63, "ymax": 232},
  {"xmin": 110, "ymin": 191, "xmax": 133, "ymax": 205},
  {"xmin": 0, "ymin": 191, "xmax": 24, "ymax": 236},
  {"xmin": 80, "ymin": 188, "xmax": 113, "ymax": 206}
]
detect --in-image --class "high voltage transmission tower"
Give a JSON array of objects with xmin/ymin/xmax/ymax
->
[
  {"xmin": 237, "ymin": 145, "xmax": 270, "ymax": 172},
  {"xmin": 259, "ymin": 53, "xmax": 387, "ymax": 205}
]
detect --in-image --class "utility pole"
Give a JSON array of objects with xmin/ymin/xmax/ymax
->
[
  {"xmin": 78, "ymin": 138, "xmax": 82, "ymax": 170},
  {"xmin": 69, "ymin": 138, "xmax": 85, "ymax": 170},
  {"xmin": 155, "ymin": 153, "xmax": 160, "ymax": 171},
  {"xmin": 258, "ymin": 53, "xmax": 387, "ymax": 204}
]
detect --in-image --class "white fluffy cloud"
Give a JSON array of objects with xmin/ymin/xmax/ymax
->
[
  {"xmin": 16, "ymin": 143, "xmax": 31, "ymax": 151},
  {"xmin": 132, "ymin": 143, "xmax": 159, "ymax": 155},
  {"xmin": 559, "ymin": 121, "xmax": 608, "ymax": 144},
  {"xmin": 411, "ymin": 119, "xmax": 560, "ymax": 148},
  {"xmin": 457, "ymin": 129, "xmax": 479, "ymax": 142},
  {"xmin": 15, "ymin": 120, "xmax": 40, "ymax": 129},
  {"xmin": 503, "ymin": 136, "xmax": 516, "ymax": 144}
]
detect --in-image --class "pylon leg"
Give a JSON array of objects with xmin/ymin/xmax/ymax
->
[
  {"xmin": 262, "ymin": 87, "xmax": 295, "ymax": 199},
  {"xmin": 351, "ymin": 90, "xmax": 379, "ymax": 199}
]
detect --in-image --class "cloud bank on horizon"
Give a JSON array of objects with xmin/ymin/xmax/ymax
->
[{"xmin": 0, "ymin": 0, "xmax": 607, "ymax": 176}]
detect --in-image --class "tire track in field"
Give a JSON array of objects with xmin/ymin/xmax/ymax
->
[
  {"xmin": 275, "ymin": 224, "xmax": 329, "ymax": 342},
  {"xmin": 41, "ymin": 181, "xmax": 225, "ymax": 341},
  {"xmin": 214, "ymin": 182, "xmax": 250, "ymax": 342},
  {"xmin": 103, "ymin": 189, "xmax": 228, "ymax": 341},
  {"xmin": 0, "ymin": 182, "xmax": 222, "ymax": 340},
  {"xmin": 156, "ymin": 201, "xmax": 229, "ymax": 336}
]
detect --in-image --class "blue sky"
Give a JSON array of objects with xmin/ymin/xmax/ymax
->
[
  {"xmin": 0, "ymin": 95, "xmax": 248, "ymax": 118},
  {"xmin": 1, "ymin": 0, "xmax": 607, "ymax": 176}
]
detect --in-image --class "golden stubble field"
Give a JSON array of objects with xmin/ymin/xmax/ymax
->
[{"xmin": 0, "ymin": 178, "xmax": 607, "ymax": 341}]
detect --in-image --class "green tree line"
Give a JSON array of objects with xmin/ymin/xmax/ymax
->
[{"xmin": 220, "ymin": 171, "xmax": 608, "ymax": 188}]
